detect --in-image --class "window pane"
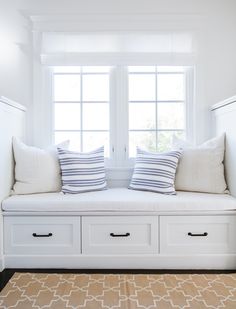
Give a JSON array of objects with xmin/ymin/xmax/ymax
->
[
  {"xmin": 83, "ymin": 103, "xmax": 109, "ymax": 130},
  {"xmin": 157, "ymin": 131, "xmax": 185, "ymax": 152},
  {"xmin": 157, "ymin": 74, "xmax": 184, "ymax": 101},
  {"xmin": 54, "ymin": 131, "xmax": 81, "ymax": 151},
  {"xmin": 128, "ymin": 66, "xmax": 155, "ymax": 73},
  {"xmin": 83, "ymin": 131, "xmax": 109, "ymax": 157},
  {"xmin": 158, "ymin": 103, "xmax": 185, "ymax": 130},
  {"xmin": 83, "ymin": 74, "xmax": 109, "ymax": 101},
  {"xmin": 129, "ymin": 103, "xmax": 155, "ymax": 130},
  {"xmin": 54, "ymin": 103, "xmax": 81, "ymax": 130},
  {"xmin": 129, "ymin": 74, "xmax": 155, "ymax": 101},
  {"xmin": 129, "ymin": 131, "xmax": 156, "ymax": 157},
  {"xmin": 54, "ymin": 75, "xmax": 80, "ymax": 101}
]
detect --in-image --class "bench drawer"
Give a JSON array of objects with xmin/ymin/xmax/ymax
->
[
  {"xmin": 160, "ymin": 215, "xmax": 236, "ymax": 254},
  {"xmin": 4, "ymin": 216, "xmax": 81, "ymax": 255},
  {"xmin": 82, "ymin": 216, "xmax": 158, "ymax": 254}
]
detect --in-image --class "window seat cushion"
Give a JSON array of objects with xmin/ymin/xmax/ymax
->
[{"xmin": 2, "ymin": 188, "xmax": 236, "ymax": 212}]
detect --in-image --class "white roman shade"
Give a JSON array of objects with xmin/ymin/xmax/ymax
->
[{"xmin": 39, "ymin": 31, "xmax": 196, "ymax": 65}]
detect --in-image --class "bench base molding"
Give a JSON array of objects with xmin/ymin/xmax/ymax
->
[
  {"xmin": 4, "ymin": 254, "xmax": 236, "ymax": 270},
  {"xmin": 0, "ymin": 257, "xmax": 4, "ymax": 272}
]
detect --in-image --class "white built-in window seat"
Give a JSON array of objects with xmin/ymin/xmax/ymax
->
[
  {"xmin": 2, "ymin": 188, "xmax": 236, "ymax": 270},
  {"xmin": 1, "ymin": 96, "xmax": 236, "ymax": 271}
]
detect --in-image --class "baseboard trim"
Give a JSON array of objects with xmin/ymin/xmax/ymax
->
[{"xmin": 4, "ymin": 254, "xmax": 236, "ymax": 270}]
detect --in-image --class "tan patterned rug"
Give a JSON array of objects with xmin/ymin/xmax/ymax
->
[{"xmin": 0, "ymin": 273, "xmax": 236, "ymax": 308}]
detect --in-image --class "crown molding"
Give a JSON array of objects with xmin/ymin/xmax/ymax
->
[{"xmin": 29, "ymin": 14, "xmax": 206, "ymax": 32}]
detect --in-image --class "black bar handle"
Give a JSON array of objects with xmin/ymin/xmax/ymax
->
[
  {"xmin": 110, "ymin": 232, "xmax": 130, "ymax": 237},
  {"xmin": 32, "ymin": 233, "xmax": 53, "ymax": 238},
  {"xmin": 188, "ymin": 232, "xmax": 208, "ymax": 237}
]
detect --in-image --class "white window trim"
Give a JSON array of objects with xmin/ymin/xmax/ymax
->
[
  {"xmin": 39, "ymin": 65, "xmax": 194, "ymax": 171},
  {"xmin": 53, "ymin": 68, "xmax": 110, "ymax": 157},
  {"xmin": 185, "ymin": 66, "xmax": 195, "ymax": 142},
  {"xmin": 127, "ymin": 67, "xmax": 192, "ymax": 160}
]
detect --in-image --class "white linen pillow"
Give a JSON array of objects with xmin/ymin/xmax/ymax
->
[
  {"xmin": 129, "ymin": 147, "xmax": 182, "ymax": 195},
  {"xmin": 12, "ymin": 137, "xmax": 69, "ymax": 195},
  {"xmin": 173, "ymin": 134, "xmax": 227, "ymax": 193}
]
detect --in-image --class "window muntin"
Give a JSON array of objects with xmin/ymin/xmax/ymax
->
[
  {"xmin": 128, "ymin": 66, "xmax": 186, "ymax": 157},
  {"xmin": 53, "ymin": 66, "xmax": 110, "ymax": 156},
  {"xmin": 53, "ymin": 65, "xmax": 190, "ymax": 163}
]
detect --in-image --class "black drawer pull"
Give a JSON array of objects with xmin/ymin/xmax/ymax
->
[
  {"xmin": 188, "ymin": 232, "xmax": 208, "ymax": 237},
  {"xmin": 32, "ymin": 233, "xmax": 53, "ymax": 238},
  {"xmin": 110, "ymin": 233, "xmax": 130, "ymax": 237}
]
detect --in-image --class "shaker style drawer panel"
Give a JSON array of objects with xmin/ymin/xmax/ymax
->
[
  {"xmin": 4, "ymin": 216, "xmax": 81, "ymax": 255},
  {"xmin": 160, "ymin": 215, "xmax": 236, "ymax": 254},
  {"xmin": 82, "ymin": 216, "xmax": 158, "ymax": 254}
]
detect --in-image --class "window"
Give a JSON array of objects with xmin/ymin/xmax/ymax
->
[
  {"xmin": 128, "ymin": 66, "xmax": 186, "ymax": 157},
  {"xmin": 52, "ymin": 65, "xmax": 192, "ymax": 166},
  {"xmin": 53, "ymin": 66, "xmax": 110, "ymax": 156}
]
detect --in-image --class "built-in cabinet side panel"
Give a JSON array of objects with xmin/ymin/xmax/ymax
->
[
  {"xmin": 213, "ymin": 100, "xmax": 236, "ymax": 197},
  {"xmin": 0, "ymin": 215, "xmax": 3, "ymax": 271},
  {"xmin": 0, "ymin": 99, "xmax": 26, "ymax": 201},
  {"xmin": 0, "ymin": 97, "xmax": 26, "ymax": 271}
]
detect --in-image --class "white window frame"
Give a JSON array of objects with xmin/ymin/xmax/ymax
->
[
  {"xmin": 53, "ymin": 67, "xmax": 110, "ymax": 157},
  {"xmin": 48, "ymin": 65, "xmax": 194, "ymax": 168},
  {"xmin": 127, "ymin": 66, "xmax": 191, "ymax": 160},
  {"xmin": 110, "ymin": 65, "xmax": 194, "ymax": 167}
]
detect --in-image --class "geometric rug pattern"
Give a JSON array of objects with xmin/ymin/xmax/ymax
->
[{"xmin": 0, "ymin": 273, "xmax": 236, "ymax": 308}]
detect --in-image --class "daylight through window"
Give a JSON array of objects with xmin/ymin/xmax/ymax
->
[
  {"xmin": 53, "ymin": 65, "xmax": 191, "ymax": 165},
  {"xmin": 53, "ymin": 66, "xmax": 110, "ymax": 156}
]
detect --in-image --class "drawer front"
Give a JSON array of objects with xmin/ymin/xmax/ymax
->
[
  {"xmin": 160, "ymin": 215, "xmax": 236, "ymax": 254},
  {"xmin": 82, "ymin": 216, "xmax": 158, "ymax": 254},
  {"xmin": 4, "ymin": 216, "xmax": 81, "ymax": 255}
]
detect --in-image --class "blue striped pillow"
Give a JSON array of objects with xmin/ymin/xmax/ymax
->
[
  {"xmin": 129, "ymin": 147, "xmax": 182, "ymax": 195},
  {"xmin": 57, "ymin": 146, "xmax": 107, "ymax": 194}
]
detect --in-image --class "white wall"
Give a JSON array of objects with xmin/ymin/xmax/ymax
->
[
  {"xmin": 195, "ymin": 1, "xmax": 236, "ymax": 141},
  {"xmin": 0, "ymin": 1, "xmax": 33, "ymax": 142},
  {"xmin": 6, "ymin": 0, "xmax": 236, "ymax": 144},
  {"xmin": 18, "ymin": 0, "xmax": 235, "ymax": 16}
]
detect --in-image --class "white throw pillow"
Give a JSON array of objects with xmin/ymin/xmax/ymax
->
[
  {"xmin": 173, "ymin": 134, "xmax": 227, "ymax": 193},
  {"xmin": 12, "ymin": 137, "xmax": 69, "ymax": 195}
]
